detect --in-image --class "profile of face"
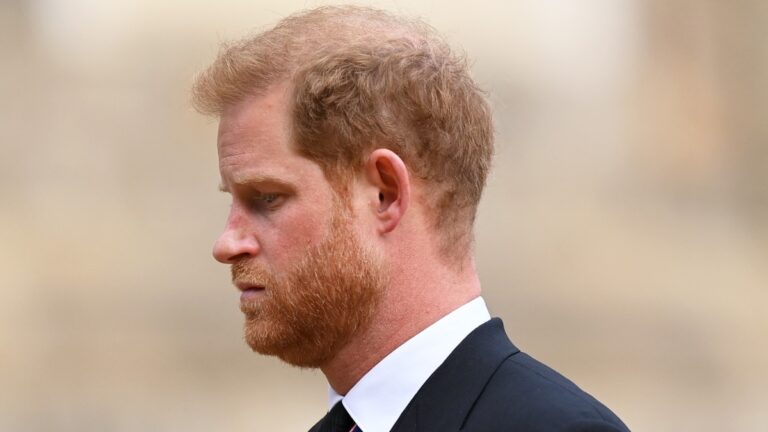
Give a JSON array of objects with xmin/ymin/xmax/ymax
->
[
  {"xmin": 213, "ymin": 84, "xmax": 386, "ymax": 368},
  {"xmin": 234, "ymin": 206, "xmax": 385, "ymax": 367}
]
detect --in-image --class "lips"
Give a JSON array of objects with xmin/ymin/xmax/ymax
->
[{"xmin": 235, "ymin": 282, "xmax": 266, "ymax": 302}]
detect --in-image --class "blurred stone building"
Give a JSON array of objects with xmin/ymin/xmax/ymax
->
[{"xmin": 1, "ymin": 1, "xmax": 766, "ymax": 431}]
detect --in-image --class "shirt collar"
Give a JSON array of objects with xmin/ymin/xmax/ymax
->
[{"xmin": 328, "ymin": 296, "xmax": 491, "ymax": 432}]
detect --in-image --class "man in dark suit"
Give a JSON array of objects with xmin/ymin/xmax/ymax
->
[{"xmin": 193, "ymin": 5, "xmax": 629, "ymax": 431}]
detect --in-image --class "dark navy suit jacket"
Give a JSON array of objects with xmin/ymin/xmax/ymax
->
[{"xmin": 312, "ymin": 318, "xmax": 630, "ymax": 431}]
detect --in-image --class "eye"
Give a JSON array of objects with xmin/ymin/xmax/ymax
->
[{"xmin": 250, "ymin": 192, "xmax": 284, "ymax": 210}]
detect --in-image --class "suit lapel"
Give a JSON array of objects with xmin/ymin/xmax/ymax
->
[{"xmin": 390, "ymin": 318, "xmax": 519, "ymax": 432}]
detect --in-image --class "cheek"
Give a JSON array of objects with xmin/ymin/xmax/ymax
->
[{"xmin": 263, "ymin": 202, "xmax": 331, "ymax": 267}]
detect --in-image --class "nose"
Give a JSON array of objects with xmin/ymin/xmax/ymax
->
[{"xmin": 212, "ymin": 214, "xmax": 260, "ymax": 264}]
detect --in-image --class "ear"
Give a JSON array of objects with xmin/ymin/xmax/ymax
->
[{"xmin": 364, "ymin": 149, "xmax": 410, "ymax": 234}]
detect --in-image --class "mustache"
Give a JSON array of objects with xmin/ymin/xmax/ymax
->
[{"xmin": 231, "ymin": 261, "xmax": 273, "ymax": 286}]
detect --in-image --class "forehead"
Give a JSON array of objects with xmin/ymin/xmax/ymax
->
[{"xmin": 216, "ymin": 85, "xmax": 312, "ymax": 185}]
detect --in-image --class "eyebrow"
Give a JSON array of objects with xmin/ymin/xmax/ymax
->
[{"xmin": 218, "ymin": 174, "xmax": 296, "ymax": 193}]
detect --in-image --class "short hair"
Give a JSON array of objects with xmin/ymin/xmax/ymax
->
[{"xmin": 192, "ymin": 6, "xmax": 494, "ymax": 262}]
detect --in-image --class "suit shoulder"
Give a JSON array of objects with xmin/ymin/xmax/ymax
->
[{"xmin": 464, "ymin": 352, "xmax": 630, "ymax": 431}]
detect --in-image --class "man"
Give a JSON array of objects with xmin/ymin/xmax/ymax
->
[{"xmin": 193, "ymin": 6, "xmax": 629, "ymax": 432}]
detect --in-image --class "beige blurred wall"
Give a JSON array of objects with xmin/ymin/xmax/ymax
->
[{"xmin": 1, "ymin": 0, "xmax": 766, "ymax": 431}]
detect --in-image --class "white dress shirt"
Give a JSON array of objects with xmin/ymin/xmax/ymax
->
[{"xmin": 327, "ymin": 296, "xmax": 491, "ymax": 432}]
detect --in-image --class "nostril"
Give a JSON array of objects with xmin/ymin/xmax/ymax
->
[
  {"xmin": 228, "ymin": 252, "xmax": 251, "ymax": 263},
  {"xmin": 212, "ymin": 229, "xmax": 260, "ymax": 263}
]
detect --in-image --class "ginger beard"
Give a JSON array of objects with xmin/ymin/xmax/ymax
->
[{"xmin": 232, "ymin": 207, "xmax": 386, "ymax": 368}]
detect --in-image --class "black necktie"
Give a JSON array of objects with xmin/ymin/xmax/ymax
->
[{"xmin": 318, "ymin": 401, "xmax": 359, "ymax": 432}]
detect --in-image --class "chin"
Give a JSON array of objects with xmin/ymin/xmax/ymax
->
[{"xmin": 243, "ymin": 317, "xmax": 337, "ymax": 368}]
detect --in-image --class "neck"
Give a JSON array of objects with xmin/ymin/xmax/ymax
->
[{"xmin": 320, "ymin": 254, "xmax": 482, "ymax": 394}]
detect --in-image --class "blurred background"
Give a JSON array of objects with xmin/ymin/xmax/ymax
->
[{"xmin": 1, "ymin": 0, "xmax": 766, "ymax": 430}]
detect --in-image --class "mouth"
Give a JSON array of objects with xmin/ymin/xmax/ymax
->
[{"xmin": 235, "ymin": 282, "xmax": 266, "ymax": 302}]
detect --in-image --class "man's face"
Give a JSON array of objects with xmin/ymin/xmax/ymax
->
[{"xmin": 213, "ymin": 84, "xmax": 385, "ymax": 368}]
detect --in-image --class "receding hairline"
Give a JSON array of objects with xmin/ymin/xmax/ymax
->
[
  {"xmin": 191, "ymin": 6, "xmax": 449, "ymax": 116},
  {"xmin": 192, "ymin": 5, "xmax": 494, "ymax": 263}
]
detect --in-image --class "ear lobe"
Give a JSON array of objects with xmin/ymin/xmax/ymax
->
[{"xmin": 366, "ymin": 149, "xmax": 410, "ymax": 234}]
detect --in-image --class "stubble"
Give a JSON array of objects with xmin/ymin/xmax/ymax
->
[{"xmin": 232, "ymin": 210, "xmax": 386, "ymax": 368}]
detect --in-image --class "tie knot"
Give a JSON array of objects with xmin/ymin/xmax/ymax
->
[{"xmin": 321, "ymin": 401, "xmax": 358, "ymax": 432}]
